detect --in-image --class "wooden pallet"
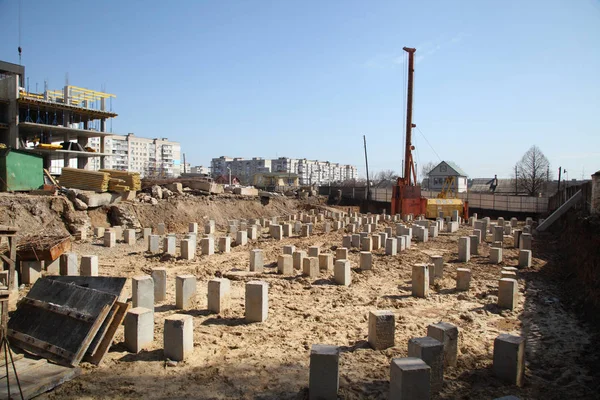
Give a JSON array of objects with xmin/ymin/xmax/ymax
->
[
  {"xmin": 7, "ymin": 279, "xmax": 116, "ymax": 367},
  {"xmin": 0, "ymin": 356, "xmax": 82, "ymax": 400}
]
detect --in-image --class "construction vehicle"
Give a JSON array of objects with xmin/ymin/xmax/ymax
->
[{"xmin": 391, "ymin": 47, "xmax": 468, "ymax": 219}]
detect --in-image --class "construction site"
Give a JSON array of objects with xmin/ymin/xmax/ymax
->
[{"xmin": 0, "ymin": 3, "xmax": 599, "ymax": 398}]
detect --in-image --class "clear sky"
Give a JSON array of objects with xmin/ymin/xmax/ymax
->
[{"xmin": 1, "ymin": 0, "xmax": 598, "ymax": 180}]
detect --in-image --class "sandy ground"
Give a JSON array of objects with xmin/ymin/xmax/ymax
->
[{"xmin": 25, "ymin": 207, "xmax": 596, "ymax": 399}]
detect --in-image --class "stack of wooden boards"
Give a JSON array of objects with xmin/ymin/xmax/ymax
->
[
  {"xmin": 58, "ymin": 168, "xmax": 141, "ymax": 192},
  {"xmin": 100, "ymin": 169, "xmax": 142, "ymax": 191},
  {"xmin": 58, "ymin": 168, "xmax": 110, "ymax": 192},
  {"xmin": 8, "ymin": 276, "xmax": 129, "ymax": 367}
]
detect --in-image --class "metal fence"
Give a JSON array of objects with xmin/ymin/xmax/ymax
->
[{"xmin": 319, "ymin": 186, "xmax": 549, "ymax": 213}]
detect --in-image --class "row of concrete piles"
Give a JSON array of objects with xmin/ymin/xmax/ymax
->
[{"xmin": 31, "ymin": 208, "xmax": 539, "ymax": 398}]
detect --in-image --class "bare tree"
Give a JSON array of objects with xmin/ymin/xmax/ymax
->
[
  {"xmin": 515, "ymin": 145, "xmax": 551, "ymax": 196},
  {"xmin": 373, "ymin": 169, "xmax": 398, "ymax": 185},
  {"xmin": 420, "ymin": 161, "xmax": 437, "ymax": 178}
]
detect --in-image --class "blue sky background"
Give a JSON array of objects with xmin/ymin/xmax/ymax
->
[{"xmin": 1, "ymin": 0, "xmax": 598, "ymax": 180}]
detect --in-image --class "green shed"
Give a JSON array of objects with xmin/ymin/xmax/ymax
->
[{"xmin": 0, "ymin": 148, "xmax": 44, "ymax": 192}]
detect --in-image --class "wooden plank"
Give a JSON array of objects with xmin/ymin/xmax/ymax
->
[
  {"xmin": 85, "ymin": 301, "xmax": 130, "ymax": 365},
  {"xmin": 86, "ymin": 305, "xmax": 117, "ymax": 356},
  {"xmin": 0, "ymin": 357, "xmax": 82, "ymax": 400},
  {"xmin": 17, "ymin": 298, "xmax": 96, "ymax": 323},
  {"xmin": 8, "ymin": 330, "xmax": 77, "ymax": 361},
  {"xmin": 8, "ymin": 279, "xmax": 116, "ymax": 366},
  {"xmin": 46, "ymin": 276, "xmax": 127, "ymax": 300}
]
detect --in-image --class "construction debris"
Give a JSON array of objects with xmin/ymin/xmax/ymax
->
[
  {"xmin": 58, "ymin": 168, "xmax": 110, "ymax": 192},
  {"xmin": 100, "ymin": 169, "xmax": 142, "ymax": 191}
]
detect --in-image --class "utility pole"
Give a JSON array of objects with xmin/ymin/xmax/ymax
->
[
  {"xmin": 363, "ymin": 135, "xmax": 371, "ymax": 201},
  {"xmin": 515, "ymin": 165, "xmax": 518, "ymax": 195},
  {"xmin": 403, "ymin": 47, "xmax": 416, "ymax": 186}
]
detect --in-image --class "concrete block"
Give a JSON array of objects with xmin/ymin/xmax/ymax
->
[
  {"xmin": 269, "ymin": 224, "xmax": 283, "ymax": 240},
  {"xmin": 218, "ymin": 236, "xmax": 231, "ymax": 253},
  {"xmin": 247, "ymin": 225, "xmax": 258, "ymax": 240},
  {"xmin": 94, "ymin": 227, "xmax": 105, "ymax": 238},
  {"xmin": 498, "ymin": 278, "xmax": 518, "ymax": 310},
  {"xmin": 176, "ymin": 274, "xmax": 196, "ymax": 309},
  {"xmin": 180, "ymin": 238, "xmax": 196, "ymax": 260},
  {"xmin": 493, "ymin": 334, "xmax": 526, "ymax": 387},
  {"xmin": 301, "ymin": 224, "xmax": 310, "ymax": 237},
  {"xmin": 308, "ymin": 246, "xmax": 320, "ymax": 258},
  {"xmin": 318, "ymin": 254, "xmax": 334, "ymax": 271},
  {"xmin": 351, "ymin": 234, "xmax": 361, "ymax": 248},
  {"xmin": 518, "ymin": 249, "xmax": 532, "ymax": 268},
  {"xmin": 151, "ymin": 267, "xmax": 167, "ymax": 302},
  {"xmin": 245, "ymin": 280, "xmax": 268, "ymax": 322},
  {"xmin": 204, "ymin": 223, "xmax": 215, "ymax": 235},
  {"xmin": 201, "ymin": 237, "xmax": 215, "ymax": 255},
  {"xmin": 385, "ymin": 227, "xmax": 393, "ymax": 237},
  {"xmin": 59, "ymin": 253, "xmax": 78, "ymax": 276},
  {"xmin": 501, "ymin": 270, "xmax": 517, "ymax": 280},
  {"xmin": 103, "ymin": 230, "xmax": 116, "ymax": 248},
  {"xmin": 208, "ymin": 278, "xmax": 230, "ymax": 313},
  {"xmin": 389, "ymin": 357, "xmax": 431, "ymax": 400},
  {"xmin": 309, "ymin": 344, "xmax": 340, "ymax": 400},
  {"xmin": 519, "ymin": 233, "xmax": 532, "ymax": 250},
  {"xmin": 427, "ymin": 322, "xmax": 459, "ymax": 368},
  {"xmin": 526, "ymin": 217, "xmax": 533, "ymax": 226},
  {"xmin": 282, "ymin": 223, "xmax": 293, "ymax": 237},
  {"xmin": 360, "ymin": 251, "xmax": 373, "ymax": 270},
  {"xmin": 510, "ymin": 217, "xmax": 518, "ymax": 227},
  {"xmin": 294, "ymin": 221, "xmax": 303, "ymax": 234},
  {"xmin": 148, "ymin": 235, "xmax": 160, "ymax": 253},
  {"xmin": 228, "ymin": 224, "xmax": 239, "ymax": 235},
  {"xmin": 342, "ymin": 235, "xmax": 352, "ymax": 249},
  {"xmin": 361, "ymin": 236, "xmax": 373, "ymax": 252},
  {"xmin": 447, "ymin": 221, "xmax": 459, "ymax": 233},
  {"xmin": 278, "ymin": 254, "xmax": 294, "ymax": 275},
  {"xmin": 456, "ymin": 268, "xmax": 471, "ymax": 291},
  {"xmin": 281, "ymin": 245, "xmax": 295, "ymax": 256},
  {"xmin": 334, "ymin": 259, "xmax": 351, "ymax": 286},
  {"xmin": 490, "ymin": 247, "xmax": 502, "ymax": 264},
  {"xmin": 397, "ymin": 236, "xmax": 406, "ymax": 252},
  {"xmin": 493, "ymin": 226, "xmax": 504, "ymax": 243},
  {"xmin": 157, "ymin": 223, "xmax": 166, "ymax": 235},
  {"xmin": 371, "ymin": 234, "xmax": 380, "ymax": 250},
  {"xmin": 163, "ymin": 236, "xmax": 176, "ymax": 256},
  {"xmin": 458, "ymin": 237, "xmax": 470, "ymax": 262},
  {"xmin": 293, "ymin": 250, "xmax": 307, "ymax": 270},
  {"xmin": 414, "ymin": 226, "xmax": 428, "ymax": 242},
  {"xmin": 469, "ymin": 234, "xmax": 479, "ymax": 255},
  {"xmin": 335, "ymin": 248, "xmax": 348, "ymax": 261},
  {"xmin": 21, "ymin": 261, "xmax": 43, "ymax": 284},
  {"xmin": 132, "ymin": 275, "xmax": 154, "ymax": 310},
  {"xmin": 403, "ymin": 235, "xmax": 411, "ymax": 249},
  {"xmin": 368, "ymin": 310, "xmax": 395, "ymax": 350},
  {"xmin": 385, "ymin": 238, "xmax": 397, "ymax": 256},
  {"xmin": 430, "ymin": 255, "xmax": 444, "ymax": 279},
  {"xmin": 412, "ymin": 264, "xmax": 429, "ymax": 298},
  {"xmin": 164, "ymin": 314, "xmax": 193, "ymax": 361},
  {"xmin": 235, "ymin": 230, "xmax": 248, "ymax": 246},
  {"xmin": 429, "ymin": 224, "xmax": 439, "ymax": 238},
  {"xmin": 80, "ymin": 255, "xmax": 98, "ymax": 276},
  {"xmin": 408, "ymin": 336, "xmax": 444, "ymax": 393},
  {"xmin": 122, "ymin": 229, "xmax": 135, "ymax": 245},
  {"xmin": 303, "ymin": 257, "xmax": 319, "ymax": 278},
  {"xmin": 513, "ymin": 230, "xmax": 522, "ymax": 249},
  {"xmin": 504, "ymin": 223, "xmax": 512, "ymax": 235},
  {"xmin": 142, "ymin": 227, "xmax": 151, "ymax": 241},
  {"xmin": 379, "ymin": 232, "xmax": 388, "ymax": 246},
  {"xmin": 249, "ymin": 249, "xmax": 264, "ymax": 272},
  {"xmin": 324, "ymin": 222, "xmax": 331, "ymax": 233},
  {"xmin": 124, "ymin": 307, "xmax": 154, "ymax": 353}
]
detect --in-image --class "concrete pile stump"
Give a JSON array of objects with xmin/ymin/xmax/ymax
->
[
  {"xmin": 360, "ymin": 251, "xmax": 372, "ymax": 270},
  {"xmin": 124, "ymin": 229, "xmax": 136, "ymax": 245},
  {"xmin": 249, "ymin": 249, "xmax": 264, "ymax": 272},
  {"xmin": 458, "ymin": 237, "xmax": 470, "ymax": 262},
  {"xmin": 236, "ymin": 230, "xmax": 248, "ymax": 246},
  {"xmin": 80, "ymin": 255, "xmax": 98, "ymax": 277},
  {"xmin": 189, "ymin": 222, "xmax": 198, "ymax": 234},
  {"xmin": 59, "ymin": 253, "xmax": 78, "ymax": 276},
  {"xmin": 148, "ymin": 235, "xmax": 160, "ymax": 253},
  {"xmin": 519, "ymin": 233, "xmax": 532, "ymax": 250},
  {"xmin": 245, "ymin": 280, "xmax": 269, "ymax": 322},
  {"xmin": 151, "ymin": 267, "xmax": 167, "ymax": 302},
  {"xmin": 351, "ymin": 234, "xmax": 361, "ymax": 248},
  {"xmin": 308, "ymin": 246, "xmax": 320, "ymax": 258},
  {"xmin": 490, "ymin": 247, "xmax": 502, "ymax": 264},
  {"xmin": 334, "ymin": 260, "xmax": 351, "ymax": 286},
  {"xmin": 303, "ymin": 257, "xmax": 319, "ymax": 278},
  {"xmin": 157, "ymin": 223, "xmax": 166, "ymax": 235},
  {"xmin": 163, "ymin": 236, "xmax": 176, "ymax": 256},
  {"xmin": 469, "ymin": 235, "xmax": 479, "ymax": 255},
  {"xmin": 104, "ymin": 230, "xmax": 116, "ymax": 248},
  {"xmin": 309, "ymin": 344, "xmax": 340, "ymax": 400},
  {"xmin": 412, "ymin": 264, "xmax": 429, "ymax": 298},
  {"xmin": 293, "ymin": 250, "xmax": 307, "ymax": 270},
  {"xmin": 181, "ymin": 238, "xmax": 196, "ymax": 260},
  {"xmin": 278, "ymin": 254, "xmax": 294, "ymax": 275},
  {"xmin": 247, "ymin": 225, "xmax": 258, "ymax": 240},
  {"xmin": 493, "ymin": 334, "xmax": 526, "ymax": 387},
  {"xmin": 385, "ymin": 238, "xmax": 397, "ymax": 256},
  {"xmin": 389, "ymin": 358, "xmax": 431, "ymax": 400},
  {"xmin": 431, "ymin": 255, "xmax": 444, "ymax": 279},
  {"xmin": 164, "ymin": 314, "xmax": 194, "ymax": 361},
  {"xmin": 132, "ymin": 275, "xmax": 154, "ymax": 310},
  {"xmin": 201, "ymin": 237, "xmax": 215, "ymax": 255},
  {"xmin": 498, "ymin": 278, "xmax": 518, "ymax": 310},
  {"xmin": 218, "ymin": 236, "xmax": 231, "ymax": 254},
  {"xmin": 456, "ymin": 268, "xmax": 471, "ymax": 291},
  {"xmin": 361, "ymin": 236, "xmax": 373, "ymax": 252},
  {"xmin": 269, "ymin": 224, "xmax": 283, "ymax": 241},
  {"xmin": 21, "ymin": 261, "xmax": 43, "ymax": 284},
  {"xmin": 208, "ymin": 278, "xmax": 231, "ymax": 314},
  {"xmin": 519, "ymin": 250, "xmax": 532, "ymax": 268},
  {"xmin": 408, "ymin": 336, "xmax": 444, "ymax": 393},
  {"xmin": 176, "ymin": 274, "xmax": 197, "ymax": 309},
  {"xmin": 427, "ymin": 322, "xmax": 459, "ymax": 367},
  {"xmin": 283, "ymin": 245, "xmax": 295, "ymax": 255},
  {"xmin": 368, "ymin": 310, "xmax": 395, "ymax": 350},
  {"xmin": 335, "ymin": 248, "xmax": 348, "ymax": 261},
  {"xmin": 124, "ymin": 307, "xmax": 154, "ymax": 353}
]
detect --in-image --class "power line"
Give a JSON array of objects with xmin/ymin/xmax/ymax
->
[{"xmin": 415, "ymin": 126, "xmax": 443, "ymax": 162}]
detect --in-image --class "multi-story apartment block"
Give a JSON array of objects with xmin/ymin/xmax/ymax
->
[{"xmin": 211, "ymin": 156, "xmax": 357, "ymax": 185}]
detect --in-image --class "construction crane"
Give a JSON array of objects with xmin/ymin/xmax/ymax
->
[{"xmin": 391, "ymin": 47, "xmax": 468, "ymax": 219}]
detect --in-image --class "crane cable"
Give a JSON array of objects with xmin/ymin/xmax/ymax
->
[{"xmin": 415, "ymin": 126, "xmax": 443, "ymax": 162}]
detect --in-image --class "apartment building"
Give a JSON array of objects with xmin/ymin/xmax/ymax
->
[{"xmin": 211, "ymin": 156, "xmax": 358, "ymax": 185}]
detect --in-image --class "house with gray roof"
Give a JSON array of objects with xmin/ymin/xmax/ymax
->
[{"xmin": 426, "ymin": 161, "xmax": 468, "ymax": 193}]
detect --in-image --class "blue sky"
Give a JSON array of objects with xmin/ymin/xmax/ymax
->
[{"xmin": 1, "ymin": 0, "xmax": 598, "ymax": 180}]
